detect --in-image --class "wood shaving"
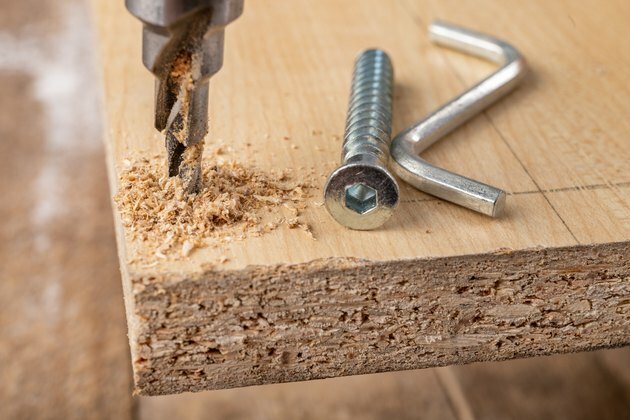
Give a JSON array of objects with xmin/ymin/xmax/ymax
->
[
  {"xmin": 115, "ymin": 153, "xmax": 312, "ymax": 261},
  {"xmin": 169, "ymin": 52, "xmax": 192, "ymax": 79}
]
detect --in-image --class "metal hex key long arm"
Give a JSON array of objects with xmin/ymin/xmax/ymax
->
[{"xmin": 390, "ymin": 21, "xmax": 527, "ymax": 217}]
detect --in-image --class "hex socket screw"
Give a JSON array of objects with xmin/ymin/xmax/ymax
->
[{"xmin": 324, "ymin": 49, "xmax": 399, "ymax": 230}]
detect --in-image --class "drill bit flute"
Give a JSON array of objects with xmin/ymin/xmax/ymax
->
[{"xmin": 125, "ymin": 0, "xmax": 244, "ymax": 193}]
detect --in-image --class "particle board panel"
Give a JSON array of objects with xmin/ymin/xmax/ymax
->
[{"xmin": 92, "ymin": 0, "xmax": 630, "ymax": 394}]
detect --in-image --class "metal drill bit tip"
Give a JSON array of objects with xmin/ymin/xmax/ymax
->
[
  {"xmin": 163, "ymin": 81, "xmax": 209, "ymax": 181},
  {"xmin": 152, "ymin": 12, "xmax": 213, "ymax": 194},
  {"xmin": 160, "ymin": 67, "xmax": 208, "ymax": 193}
]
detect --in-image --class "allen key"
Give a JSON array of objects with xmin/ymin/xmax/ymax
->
[{"xmin": 391, "ymin": 21, "xmax": 527, "ymax": 217}]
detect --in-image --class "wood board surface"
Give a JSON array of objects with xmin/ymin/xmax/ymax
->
[{"xmin": 92, "ymin": 0, "xmax": 630, "ymax": 394}]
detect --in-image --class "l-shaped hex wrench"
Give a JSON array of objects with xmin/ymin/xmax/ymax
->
[{"xmin": 390, "ymin": 21, "xmax": 527, "ymax": 217}]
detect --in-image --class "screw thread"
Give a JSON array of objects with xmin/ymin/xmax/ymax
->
[{"xmin": 342, "ymin": 49, "xmax": 394, "ymax": 167}]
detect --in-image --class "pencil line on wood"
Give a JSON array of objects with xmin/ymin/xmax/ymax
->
[
  {"xmin": 411, "ymin": 45, "xmax": 579, "ymax": 244},
  {"xmin": 510, "ymin": 181, "xmax": 630, "ymax": 196},
  {"xmin": 482, "ymin": 114, "xmax": 581, "ymax": 244},
  {"xmin": 397, "ymin": 0, "xmax": 426, "ymax": 28},
  {"xmin": 400, "ymin": 181, "xmax": 630, "ymax": 204}
]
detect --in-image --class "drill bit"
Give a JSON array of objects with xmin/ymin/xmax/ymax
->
[
  {"xmin": 155, "ymin": 13, "xmax": 211, "ymax": 193},
  {"xmin": 126, "ymin": 0, "xmax": 244, "ymax": 194}
]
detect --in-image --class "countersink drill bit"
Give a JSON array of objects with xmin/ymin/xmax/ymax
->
[{"xmin": 125, "ymin": 0, "xmax": 244, "ymax": 193}]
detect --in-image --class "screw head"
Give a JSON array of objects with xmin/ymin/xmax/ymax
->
[{"xmin": 324, "ymin": 163, "xmax": 399, "ymax": 230}]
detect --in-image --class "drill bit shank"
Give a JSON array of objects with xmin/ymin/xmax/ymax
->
[{"xmin": 126, "ymin": 0, "xmax": 244, "ymax": 193}]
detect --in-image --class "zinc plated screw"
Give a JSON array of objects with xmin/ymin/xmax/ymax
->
[{"xmin": 324, "ymin": 49, "xmax": 399, "ymax": 230}]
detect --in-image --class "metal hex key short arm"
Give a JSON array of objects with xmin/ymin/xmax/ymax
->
[
  {"xmin": 325, "ymin": 49, "xmax": 399, "ymax": 230},
  {"xmin": 391, "ymin": 21, "xmax": 527, "ymax": 217}
]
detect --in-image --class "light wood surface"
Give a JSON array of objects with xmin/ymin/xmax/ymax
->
[{"xmin": 92, "ymin": 0, "xmax": 630, "ymax": 394}]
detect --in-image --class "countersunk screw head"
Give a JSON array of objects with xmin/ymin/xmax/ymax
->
[{"xmin": 324, "ymin": 163, "xmax": 399, "ymax": 230}]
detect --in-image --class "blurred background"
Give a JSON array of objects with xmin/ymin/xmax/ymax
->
[{"xmin": 0, "ymin": 0, "xmax": 628, "ymax": 419}]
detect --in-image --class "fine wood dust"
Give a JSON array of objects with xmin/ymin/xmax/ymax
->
[
  {"xmin": 169, "ymin": 51, "xmax": 192, "ymax": 80},
  {"xmin": 115, "ymin": 151, "xmax": 313, "ymax": 261}
]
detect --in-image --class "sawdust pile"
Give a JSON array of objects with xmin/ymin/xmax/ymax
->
[{"xmin": 115, "ymin": 154, "xmax": 312, "ymax": 260}]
